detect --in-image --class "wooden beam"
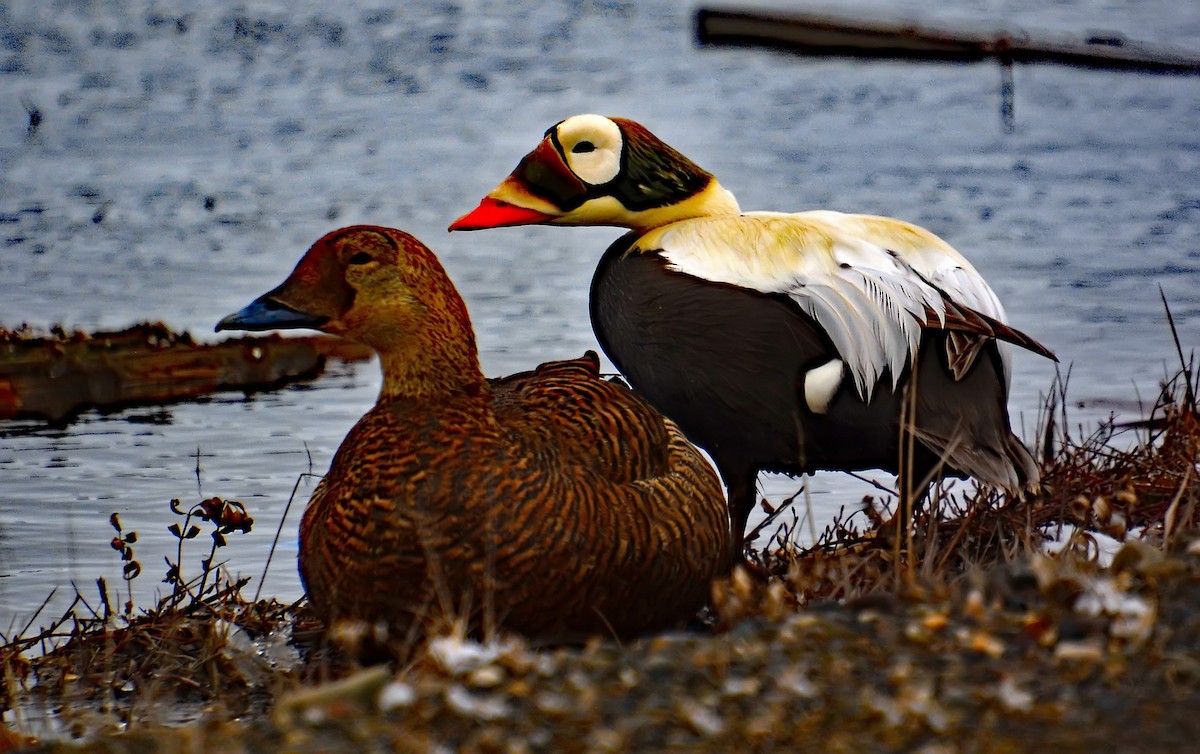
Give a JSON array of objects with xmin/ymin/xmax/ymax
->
[{"xmin": 696, "ymin": 8, "xmax": 1200, "ymax": 74}]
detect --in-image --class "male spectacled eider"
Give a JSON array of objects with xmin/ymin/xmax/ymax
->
[{"xmin": 450, "ymin": 114, "xmax": 1056, "ymax": 565}]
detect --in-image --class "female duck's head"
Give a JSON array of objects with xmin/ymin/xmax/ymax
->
[{"xmin": 217, "ymin": 226, "xmax": 481, "ymax": 397}]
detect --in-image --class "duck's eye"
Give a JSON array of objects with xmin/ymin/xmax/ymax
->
[
  {"xmin": 348, "ymin": 252, "xmax": 373, "ymax": 265},
  {"xmin": 571, "ymin": 141, "xmax": 596, "ymax": 154}
]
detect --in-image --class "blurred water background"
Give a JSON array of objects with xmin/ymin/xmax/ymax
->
[{"xmin": 1, "ymin": 0, "xmax": 1198, "ymax": 632}]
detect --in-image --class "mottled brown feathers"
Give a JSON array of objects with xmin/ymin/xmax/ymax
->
[
  {"xmin": 489, "ymin": 352, "xmax": 671, "ymax": 484},
  {"xmin": 229, "ymin": 226, "xmax": 730, "ymax": 644},
  {"xmin": 302, "ymin": 350, "xmax": 727, "ymax": 641}
]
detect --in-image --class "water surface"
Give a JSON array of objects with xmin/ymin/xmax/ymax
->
[{"xmin": 1, "ymin": 0, "xmax": 1198, "ymax": 631}]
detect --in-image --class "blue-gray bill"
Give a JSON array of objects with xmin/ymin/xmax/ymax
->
[{"xmin": 215, "ymin": 298, "xmax": 324, "ymax": 333}]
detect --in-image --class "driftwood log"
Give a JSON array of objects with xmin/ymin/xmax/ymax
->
[
  {"xmin": 695, "ymin": 8, "xmax": 1200, "ymax": 73},
  {"xmin": 0, "ymin": 323, "xmax": 372, "ymax": 422}
]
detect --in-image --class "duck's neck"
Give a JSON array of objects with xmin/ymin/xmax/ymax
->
[
  {"xmin": 376, "ymin": 339, "xmax": 488, "ymax": 404},
  {"xmin": 629, "ymin": 178, "xmax": 741, "ymax": 234}
]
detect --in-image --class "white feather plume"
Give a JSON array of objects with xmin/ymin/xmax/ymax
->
[{"xmin": 640, "ymin": 211, "xmax": 1012, "ymax": 401}]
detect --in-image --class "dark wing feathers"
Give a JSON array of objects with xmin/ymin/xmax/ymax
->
[{"xmin": 921, "ymin": 296, "xmax": 1057, "ymax": 362}]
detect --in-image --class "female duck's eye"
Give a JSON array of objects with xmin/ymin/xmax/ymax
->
[
  {"xmin": 348, "ymin": 252, "xmax": 373, "ymax": 265},
  {"xmin": 571, "ymin": 140, "xmax": 596, "ymax": 154}
]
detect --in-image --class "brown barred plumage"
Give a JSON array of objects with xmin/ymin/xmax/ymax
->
[{"xmin": 216, "ymin": 226, "xmax": 729, "ymax": 644}]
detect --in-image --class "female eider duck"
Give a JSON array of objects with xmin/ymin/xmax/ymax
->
[
  {"xmin": 449, "ymin": 114, "xmax": 1056, "ymax": 564},
  {"xmin": 215, "ymin": 225, "xmax": 729, "ymax": 643}
]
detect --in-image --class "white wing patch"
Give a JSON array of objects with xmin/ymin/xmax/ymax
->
[
  {"xmin": 638, "ymin": 211, "xmax": 1011, "ymax": 400},
  {"xmin": 803, "ymin": 359, "xmax": 844, "ymax": 414},
  {"xmin": 799, "ymin": 211, "xmax": 1014, "ymax": 386}
]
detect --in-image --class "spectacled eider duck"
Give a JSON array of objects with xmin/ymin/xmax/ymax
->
[{"xmin": 449, "ymin": 114, "xmax": 1056, "ymax": 564}]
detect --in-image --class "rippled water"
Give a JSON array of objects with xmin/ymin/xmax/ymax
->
[{"xmin": 1, "ymin": 0, "xmax": 1198, "ymax": 631}]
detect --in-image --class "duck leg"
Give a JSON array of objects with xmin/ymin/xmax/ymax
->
[{"xmin": 725, "ymin": 469, "xmax": 760, "ymax": 572}]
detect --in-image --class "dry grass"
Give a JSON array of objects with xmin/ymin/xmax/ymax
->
[
  {"xmin": 0, "ymin": 493, "xmax": 337, "ymax": 742},
  {"xmin": 727, "ymin": 360, "xmax": 1200, "ymax": 614}
]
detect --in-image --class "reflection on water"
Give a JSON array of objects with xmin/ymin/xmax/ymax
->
[
  {"xmin": 1, "ymin": 0, "xmax": 1198, "ymax": 630},
  {"xmin": 0, "ymin": 364, "xmax": 371, "ymax": 631}
]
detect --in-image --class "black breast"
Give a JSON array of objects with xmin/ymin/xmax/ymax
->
[{"xmin": 589, "ymin": 233, "xmax": 924, "ymax": 483}]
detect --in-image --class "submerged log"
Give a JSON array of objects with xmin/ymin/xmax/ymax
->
[
  {"xmin": 696, "ymin": 7, "xmax": 1200, "ymax": 74},
  {"xmin": 0, "ymin": 323, "xmax": 373, "ymax": 422}
]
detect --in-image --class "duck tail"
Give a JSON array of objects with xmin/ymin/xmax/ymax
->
[
  {"xmin": 913, "ymin": 427, "xmax": 1041, "ymax": 495},
  {"xmin": 1005, "ymin": 432, "xmax": 1041, "ymax": 494}
]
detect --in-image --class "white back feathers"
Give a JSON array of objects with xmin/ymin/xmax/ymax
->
[{"xmin": 641, "ymin": 210, "xmax": 1013, "ymax": 400}]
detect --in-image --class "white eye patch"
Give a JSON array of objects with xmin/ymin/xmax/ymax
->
[{"xmin": 558, "ymin": 113, "xmax": 623, "ymax": 186}]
